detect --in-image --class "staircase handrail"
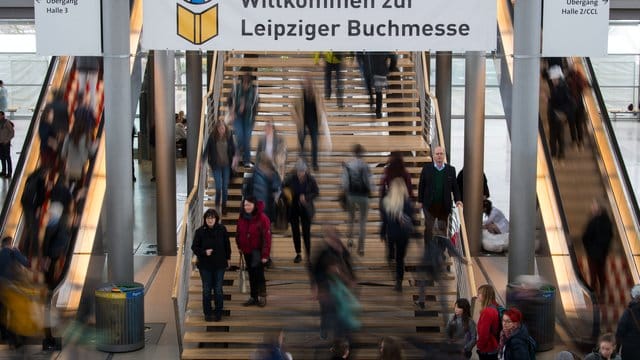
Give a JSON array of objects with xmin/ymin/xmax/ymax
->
[
  {"xmin": 172, "ymin": 51, "xmax": 222, "ymax": 354},
  {"xmin": 415, "ymin": 51, "xmax": 477, "ymax": 300}
]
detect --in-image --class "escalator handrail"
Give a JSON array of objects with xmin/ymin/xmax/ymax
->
[
  {"xmin": 498, "ymin": 0, "xmax": 599, "ymax": 340},
  {"xmin": 0, "ymin": 56, "xmax": 59, "ymax": 239},
  {"xmin": 584, "ymin": 58, "xmax": 640, "ymax": 239}
]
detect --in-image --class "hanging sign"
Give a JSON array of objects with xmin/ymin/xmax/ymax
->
[
  {"xmin": 143, "ymin": 0, "xmax": 497, "ymax": 51},
  {"xmin": 542, "ymin": 0, "xmax": 610, "ymax": 57},
  {"xmin": 34, "ymin": 0, "xmax": 102, "ymax": 55}
]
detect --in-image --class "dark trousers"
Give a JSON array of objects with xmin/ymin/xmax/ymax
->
[
  {"xmin": 548, "ymin": 108, "xmax": 566, "ymax": 158},
  {"xmin": 389, "ymin": 236, "xmax": 409, "ymax": 282},
  {"xmin": 587, "ymin": 256, "xmax": 606, "ymax": 297},
  {"xmin": 570, "ymin": 101, "xmax": 585, "ymax": 145},
  {"xmin": 375, "ymin": 90, "xmax": 383, "ymax": 118},
  {"xmin": 244, "ymin": 251, "xmax": 266, "ymax": 299},
  {"xmin": 0, "ymin": 143, "xmax": 11, "ymax": 176},
  {"xmin": 477, "ymin": 352, "xmax": 498, "ymax": 360},
  {"xmin": 199, "ymin": 267, "xmax": 225, "ymax": 317},
  {"xmin": 290, "ymin": 207, "xmax": 312, "ymax": 259},
  {"xmin": 423, "ymin": 209, "xmax": 448, "ymax": 247},
  {"xmin": 22, "ymin": 209, "xmax": 39, "ymax": 258},
  {"xmin": 324, "ymin": 62, "xmax": 343, "ymax": 105},
  {"xmin": 299, "ymin": 124, "xmax": 318, "ymax": 169}
]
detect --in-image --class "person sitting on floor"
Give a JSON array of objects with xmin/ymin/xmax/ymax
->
[{"xmin": 482, "ymin": 200, "xmax": 509, "ymax": 235}]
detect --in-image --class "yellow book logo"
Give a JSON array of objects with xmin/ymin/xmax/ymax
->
[{"xmin": 177, "ymin": 2, "xmax": 218, "ymax": 45}]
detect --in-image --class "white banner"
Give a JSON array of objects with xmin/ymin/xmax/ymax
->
[
  {"xmin": 542, "ymin": 0, "xmax": 609, "ymax": 57},
  {"xmin": 143, "ymin": 0, "xmax": 496, "ymax": 51},
  {"xmin": 34, "ymin": 0, "xmax": 102, "ymax": 56}
]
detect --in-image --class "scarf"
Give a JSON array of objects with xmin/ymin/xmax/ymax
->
[
  {"xmin": 498, "ymin": 324, "xmax": 520, "ymax": 358},
  {"xmin": 242, "ymin": 212, "xmax": 253, "ymax": 221}
]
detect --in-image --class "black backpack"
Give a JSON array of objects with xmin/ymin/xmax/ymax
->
[
  {"xmin": 21, "ymin": 170, "xmax": 45, "ymax": 212},
  {"xmin": 347, "ymin": 165, "xmax": 369, "ymax": 196}
]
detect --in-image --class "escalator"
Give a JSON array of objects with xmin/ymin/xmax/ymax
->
[
  {"xmin": 0, "ymin": 0, "xmax": 145, "ymax": 323},
  {"xmin": 496, "ymin": 0, "xmax": 640, "ymax": 343}
]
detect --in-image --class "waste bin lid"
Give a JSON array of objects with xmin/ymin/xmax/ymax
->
[{"xmin": 96, "ymin": 282, "xmax": 144, "ymax": 299}]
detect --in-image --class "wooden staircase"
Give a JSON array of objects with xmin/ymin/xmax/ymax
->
[{"xmin": 182, "ymin": 52, "xmax": 460, "ymax": 359}]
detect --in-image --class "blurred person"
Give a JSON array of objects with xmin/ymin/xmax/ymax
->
[
  {"xmin": 379, "ymin": 151, "xmax": 414, "ymax": 201},
  {"xmin": 379, "ymin": 336, "xmax": 404, "ymax": 360},
  {"xmin": 293, "ymin": 77, "xmax": 325, "ymax": 171},
  {"xmin": 476, "ymin": 284, "xmax": 501, "ymax": 360},
  {"xmin": 547, "ymin": 65, "xmax": 574, "ymax": 160},
  {"xmin": 0, "ymin": 236, "xmax": 29, "ymax": 348},
  {"xmin": 20, "ymin": 167, "xmax": 48, "ymax": 258},
  {"xmin": 356, "ymin": 52, "xmax": 374, "ymax": 109},
  {"xmin": 75, "ymin": 56, "xmax": 100, "ymax": 110},
  {"xmin": 342, "ymin": 144, "xmax": 372, "ymax": 255},
  {"xmin": 229, "ymin": 71, "xmax": 258, "ymax": 167},
  {"xmin": 283, "ymin": 159, "xmax": 319, "ymax": 263},
  {"xmin": 366, "ymin": 52, "xmax": 397, "ymax": 118},
  {"xmin": 191, "ymin": 208, "xmax": 230, "ymax": 322},
  {"xmin": 251, "ymin": 329, "xmax": 292, "ymax": 360},
  {"xmin": 566, "ymin": 65, "xmax": 589, "ymax": 148},
  {"xmin": 42, "ymin": 176, "xmax": 73, "ymax": 288},
  {"xmin": 456, "ymin": 168, "xmax": 490, "ymax": 201},
  {"xmin": 445, "ymin": 298, "xmax": 477, "ymax": 359},
  {"xmin": 499, "ymin": 307, "xmax": 536, "ymax": 360},
  {"xmin": 205, "ymin": 121, "xmax": 236, "ymax": 215},
  {"xmin": 415, "ymin": 221, "xmax": 467, "ymax": 310},
  {"xmin": 244, "ymin": 156, "xmax": 282, "ymax": 223},
  {"xmin": 418, "ymin": 145, "xmax": 462, "ymax": 246},
  {"xmin": 175, "ymin": 113, "xmax": 187, "ymax": 158},
  {"xmin": 314, "ymin": 51, "xmax": 344, "ymax": 107},
  {"xmin": 61, "ymin": 119, "xmax": 96, "ymax": 193},
  {"xmin": 0, "ymin": 236, "xmax": 28, "ymax": 280},
  {"xmin": 0, "ymin": 111, "xmax": 14, "ymax": 178},
  {"xmin": 40, "ymin": 89, "xmax": 67, "ymax": 166},
  {"xmin": 330, "ymin": 339, "xmax": 350, "ymax": 359},
  {"xmin": 380, "ymin": 178, "xmax": 414, "ymax": 292},
  {"xmin": 584, "ymin": 333, "xmax": 620, "ymax": 360},
  {"xmin": 256, "ymin": 121, "xmax": 287, "ymax": 182},
  {"xmin": 0, "ymin": 80, "xmax": 8, "ymax": 112},
  {"xmin": 582, "ymin": 199, "xmax": 613, "ymax": 300},
  {"xmin": 73, "ymin": 92, "xmax": 96, "ymax": 140},
  {"xmin": 310, "ymin": 226, "xmax": 355, "ymax": 340},
  {"xmin": 615, "ymin": 284, "xmax": 640, "ymax": 359},
  {"xmin": 482, "ymin": 200, "xmax": 509, "ymax": 235},
  {"xmin": 236, "ymin": 196, "xmax": 271, "ymax": 307}
]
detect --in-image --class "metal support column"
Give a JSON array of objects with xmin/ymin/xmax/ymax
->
[
  {"xmin": 103, "ymin": 0, "xmax": 133, "ymax": 282},
  {"xmin": 154, "ymin": 50, "xmax": 177, "ymax": 256},
  {"xmin": 436, "ymin": 51, "xmax": 453, "ymax": 158},
  {"xmin": 508, "ymin": 0, "xmax": 542, "ymax": 282},
  {"xmin": 463, "ymin": 51, "xmax": 486, "ymax": 257},
  {"xmin": 186, "ymin": 51, "xmax": 202, "ymax": 194}
]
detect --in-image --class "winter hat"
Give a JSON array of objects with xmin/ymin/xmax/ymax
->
[{"xmin": 295, "ymin": 158, "xmax": 308, "ymax": 173}]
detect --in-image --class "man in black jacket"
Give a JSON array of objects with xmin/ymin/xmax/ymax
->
[
  {"xmin": 616, "ymin": 284, "xmax": 640, "ymax": 359},
  {"xmin": 418, "ymin": 146, "xmax": 462, "ymax": 245}
]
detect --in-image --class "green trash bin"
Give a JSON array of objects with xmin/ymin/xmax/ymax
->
[
  {"xmin": 507, "ymin": 283, "xmax": 556, "ymax": 352},
  {"xmin": 95, "ymin": 282, "xmax": 145, "ymax": 352}
]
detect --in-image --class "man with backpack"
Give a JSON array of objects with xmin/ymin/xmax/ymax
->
[
  {"xmin": 341, "ymin": 144, "xmax": 372, "ymax": 256},
  {"xmin": 0, "ymin": 111, "xmax": 15, "ymax": 178}
]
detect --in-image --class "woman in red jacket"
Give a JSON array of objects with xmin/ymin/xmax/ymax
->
[
  {"xmin": 236, "ymin": 195, "xmax": 272, "ymax": 307},
  {"xmin": 476, "ymin": 284, "xmax": 501, "ymax": 359}
]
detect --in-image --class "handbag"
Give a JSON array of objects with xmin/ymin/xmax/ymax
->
[{"xmin": 238, "ymin": 256, "xmax": 249, "ymax": 294}]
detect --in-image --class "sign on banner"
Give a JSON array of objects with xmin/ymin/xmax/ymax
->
[
  {"xmin": 542, "ymin": 0, "xmax": 609, "ymax": 57},
  {"xmin": 34, "ymin": 0, "xmax": 102, "ymax": 56},
  {"xmin": 143, "ymin": 0, "xmax": 497, "ymax": 51}
]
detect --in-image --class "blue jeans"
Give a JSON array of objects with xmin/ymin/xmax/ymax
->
[
  {"xmin": 199, "ymin": 267, "xmax": 225, "ymax": 317},
  {"xmin": 233, "ymin": 116, "xmax": 254, "ymax": 163},
  {"xmin": 347, "ymin": 194, "xmax": 369, "ymax": 253},
  {"xmin": 212, "ymin": 165, "xmax": 230, "ymax": 206}
]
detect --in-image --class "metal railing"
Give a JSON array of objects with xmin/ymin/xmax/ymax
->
[
  {"xmin": 414, "ymin": 51, "xmax": 477, "ymax": 301},
  {"xmin": 171, "ymin": 51, "xmax": 224, "ymax": 354}
]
